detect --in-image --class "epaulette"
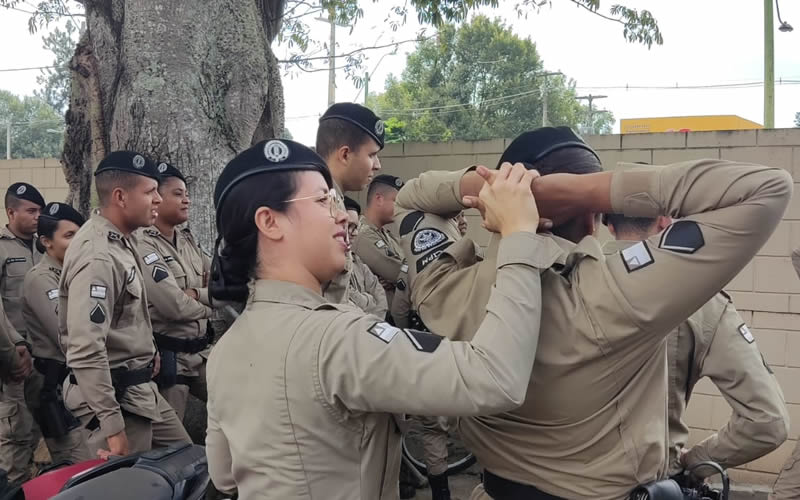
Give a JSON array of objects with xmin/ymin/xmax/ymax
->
[
  {"xmin": 144, "ymin": 228, "xmax": 160, "ymax": 237},
  {"xmin": 108, "ymin": 231, "xmax": 122, "ymax": 241}
]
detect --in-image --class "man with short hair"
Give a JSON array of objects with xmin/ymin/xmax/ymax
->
[
  {"xmin": 344, "ymin": 196, "xmax": 387, "ymax": 317},
  {"xmin": 136, "ymin": 162, "xmax": 214, "ymax": 421},
  {"xmin": 605, "ymin": 212, "xmax": 788, "ymax": 482},
  {"xmin": 60, "ymin": 151, "xmax": 191, "ymax": 459},
  {"xmin": 0, "ymin": 182, "xmax": 44, "ymax": 484},
  {"xmin": 315, "ymin": 103, "xmax": 384, "ymax": 304}
]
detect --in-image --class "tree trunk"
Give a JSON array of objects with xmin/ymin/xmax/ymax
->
[{"xmin": 63, "ymin": 0, "xmax": 287, "ymax": 250}]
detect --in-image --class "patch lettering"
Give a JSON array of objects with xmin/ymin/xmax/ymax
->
[
  {"xmin": 46, "ymin": 289, "xmax": 59, "ymax": 300},
  {"xmin": 399, "ymin": 211, "xmax": 424, "ymax": 236},
  {"xmin": 143, "ymin": 253, "xmax": 160, "ymax": 265},
  {"xmin": 89, "ymin": 303, "xmax": 106, "ymax": 324},
  {"xmin": 620, "ymin": 241, "xmax": 654, "ymax": 273},
  {"xmin": 412, "ymin": 228, "xmax": 448, "ymax": 255},
  {"xmin": 89, "ymin": 285, "xmax": 107, "ymax": 299},
  {"xmin": 403, "ymin": 329, "xmax": 443, "ymax": 353},
  {"xmin": 6, "ymin": 257, "xmax": 26, "ymax": 264},
  {"xmin": 416, "ymin": 242, "xmax": 453, "ymax": 274},
  {"xmin": 738, "ymin": 323, "xmax": 754, "ymax": 343},
  {"xmin": 367, "ymin": 322, "xmax": 400, "ymax": 344},
  {"xmin": 659, "ymin": 220, "xmax": 705, "ymax": 254},
  {"xmin": 152, "ymin": 265, "xmax": 169, "ymax": 283}
]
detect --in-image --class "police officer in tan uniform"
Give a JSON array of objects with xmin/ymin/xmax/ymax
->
[
  {"xmin": 0, "ymin": 305, "xmax": 25, "ymax": 384},
  {"xmin": 770, "ymin": 252, "xmax": 800, "ymax": 499},
  {"xmin": 393, "ymin": 127, "xmax": 793, "ymax": 499},
  {"xmin": 135, "ymin": 162, "xmax": 213, "ymax": 421},
  {"xmin": 315, "ymin": 103, "xmax": 384, "ymax": 304},
  {"xmin": 22, "ymin": 202, "xmax": 92, "ymax": 464},
  {"xmin": 605, "ymin": 213, "xmax": 789, "ymax": 480},
  {"xmin": 344, "ymin": 196, "xmax": 388, "ymax": 317},
  {"xmin": 205, "ymin": 139, "xmax": 551, "ymax": 499},
  {"xmin": 0, "ymin": 182, "xmax": 44, "ymax": 484},
  {"xmin": 60, "ymin": 151, "xmax": 191, "ymax": 459}
]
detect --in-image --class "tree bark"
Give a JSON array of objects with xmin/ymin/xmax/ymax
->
[{"xmin": 63, "ymin": 0, "xmax": 287, "ymax": 250}]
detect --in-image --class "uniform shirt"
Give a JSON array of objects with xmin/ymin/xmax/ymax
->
[
  {"xmin": 353, "ymin": 216, "xmax": 406, "ymax": 308},
  {"xmin": 393, "ymin": 159, "xmax": 793, "ymax": 499},
  {"xmin": 59, "ymin": 214, "xmax": 159, "ymax": 439},
  {"xmin": 322, "ymin": 182, "xmax": 352, "ymax": 304},
  {"xmin": 206, "ymin": 231, "xmax": 550, "ymax": 499},
  {"xmin": 605, "ymin": 241, "xmax": 789, "ymax": 477},
  {"xmin": 136, "ymin": 226, "xmax": 212, "ymax": 377},
  {"xmin": 22, "ymin": 253, "xmax": 65, "ymax": 362},
  {"xmin": 0, "ymin": 225, "xmax": 41, "ymax": 342},
  {"xmin": 0, "ymin": 299, "xmax": 20, "ymax": 380},
  {"xmin": 349, "ymin": 252, "xmax": 388, "ymax": 317}
]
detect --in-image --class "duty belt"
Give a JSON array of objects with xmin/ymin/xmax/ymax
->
[
  {"xmin": 34, "ymin": 357, "xmax": 69, "ymax": 389},
  {"xmin": 70, "ymin": 362, "xmax": 153, "ymax": 400},
  {"xmin": 154, "ymin": 332, "xmax": 209, "ymax": 354}
]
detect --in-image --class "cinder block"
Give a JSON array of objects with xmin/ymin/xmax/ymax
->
[
  {"xmin": 54, "ymin": 172, "xmax": 68, "ymax": 189},
  {"xmin": 721, "ymin": 146, "xmax": 792, "ymax": 174},
  {"xmin": 473, "ymin": 154, "xmax": 501, "ymax": 168},
  {"xmin": 786, "ymin": 188, "xmax": 800, "ymax": 220},
  {"xmin": 751, "ymin": 328, "xmax": 788, "ymax": 366},
  {"xmin": 621, "ymin": 132, "xmax": 686, "ymax": 150},
  {"xmin": 740, "ymin": 310, "xmax": 754, "ymax": 325},
  {"xmin": 31, "ymin": 168, "xmax": 56, "ymax": 189},
  {"xmin": 773, "ymin": 366, "xmax": 800, "ymax": 404},
  {"xmin": 652, "ymin": 148, "xmax": 719, "ymax": 164},
  {"xmin": 8, "ymin": 169, "xmax": 32, "ymax": 183},
  {"xmin": 710, "ymin": 395, "xmax": 733, "ymax": 430},
  {"xmin": 596, "ymin": 149, "xmax": 652, "ymax": 169},
  {"xmin": 759, "ymin": 222, "xmax": 791, "ymax": 256},
  {"xmin": 788, "ymin": 331, "xmax": 800, "ymax": 368},
  {"xmin": 686, "ymin": 427, "xmax": 714, "ymax": 446},
  {"xmin": 44, "ymin": 157, "xmax": 61, "ymax": 168},
  {"xmin": 755, "ymin": 257, "xmax": 800, "ymax": 293},
  {"xmin": 787, "ymin": 403, "xmax": 800, "ymax": 440},
  {"xmin": 727, "ymin": 262, "xmax": 755, "ymax": 292},
  {"xmin": 585, "ymin": 134, "xmax": 621, "ymax": 151},
  {"xmin": 788, "ymin": 221, "xmax": 800, "ymax": 250},
  {"xmin": 687, "ymin": 130, "xmax": 758, "ymax": 148},
  {"xmin": 758, "ymin": 129, "xmax": 800, "ymax": 146},
  {"xmin": 42, "ymin": 188, "xmax": 68, "ymax": 203},
  {"xmin": 0, "ymin": 169, "xmax": 9, "ymax": 189},
  {"xmin": 450, "ymin": 139, "xmax": 505, "ymax": 155},
  {"xmin": 746, "ymin": 439, "xmax": 796, "ymax": 473},
  {"xmin": 381, "ymin": 143, "xmax": 404, "ymax": 157},
  {"xmin": 18, "ymin": 158, "xmax": 44, "ymax": 169},
  {"xmin": 727, "ymin": 468, "xmax": 779, "ymax": 486},
  {"xmin": 753, "ymin": 311, "xmax": 799, "ymax": 331},
  {"xmin": 794, "ymin": 147, "xmax": 800, "ymax": 180},
  {"xmin": 693, "ymin": 377, "xmax": 721, "ymax": 397},
  {"xmin": 729, "ymin": 292, "xmax": 790, "ymax": 313},
  {"xmin": 0, "ymin": 159, "xmax": 21, "ymax": 169},
  {"xmin": 685, "ymin": 393, "xmax": 714, "ymax": 429},
  {"xmin": 403, "ymin": 142, "xmax": 453, "ymax": 157}
]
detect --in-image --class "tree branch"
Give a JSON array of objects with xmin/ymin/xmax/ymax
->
[{"xmin": 278, "ymin": 35, "xmax": 432, "ymax": 63}]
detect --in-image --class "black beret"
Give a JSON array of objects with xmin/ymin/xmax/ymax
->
[
  {"xmin": 370, "ymin": 174, "xmax": 404, "ymax": 190},
  {"xmin": 94, "ymin": 151, "xmax": 160, "ymax": 180},
  {"xmin": 214, "ymin": 139, "xmax": 332, "ymax": 219},
  {"xmin": 155, "ymin": 162, "xmax": 186, "ymax": 182},
  {"xmin": 6, "ymin": 182, "xmax": 45, "ymax": 208},
  {"xmin": 320, "ymin": 102, "xmax": 385, "ymax": 149},
  {"xmin": 40, "ymin": 202, "xmax": 85, "ymax": 227},
  {"xmin": 497, "ymin": 127, "xmax": 599, "ymax": 168},
  {"xmin": 343, "ymin": 196, "xmax": 361, "ymax": 215}
]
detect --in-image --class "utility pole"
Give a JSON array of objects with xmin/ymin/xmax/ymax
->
[
  {"xmin": 539, "ymin": 71, "xmax": 562, "ymax": 126},
  {"xmin": 764, "ymin": 0, "xmax": 775, "ymax": 128},
  {"xmin": 326, "ymin": 8, "xmax": 336, "ymax": 106},
  {"xmin": 364, "ymin": 71, "xmax": 369, "ymax": 106},
  {"xmin": 576, "ymin": 94, "xmax": 608, "ymax": 134}
]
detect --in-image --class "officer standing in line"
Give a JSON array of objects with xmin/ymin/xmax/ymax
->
[
  {"xmin": 352, "ymin": 174, "xmax": 406, "ymax": 311},
  {"xmin": 605, "ymin": 213, "xmax": 789, "ymax": 480},
  {"xmin": 135, "ymin": 162, "xmax": 213, "ymax": 420},
  {"xmin": 0, "ymin": 182, "xmax": 44, "ymax": 484},
  {"xmin": 60, "ymin": 151, "xmax": 191, "ymax": 459},
  {"xmin": 393, "ymin": 127, "xmax": 793, "ymax": 499},
  {"xmin": 315, "ymin": 102, "xmax": 384, "ymax": 304},
  {"xmin": 22, "ymin": 202, "xmax": 92, "ymax": 464},
  {"xmin": 344, "ymin": 196, "xmax": 387, "ymax": 317}
]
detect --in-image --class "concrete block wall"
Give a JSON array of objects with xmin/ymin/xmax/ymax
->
[
  {"xmin": 0, "ymin": 158, "xmax": 68, "ymax": 225},
  {"xmin": 375, "ymin": 129, "xmax": 800, "ymax": 485}
]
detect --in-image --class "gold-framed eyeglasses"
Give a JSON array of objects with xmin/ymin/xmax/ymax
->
[{"xmin": 284, "ymin": 189, "xmax": 340, "ymax": 218}]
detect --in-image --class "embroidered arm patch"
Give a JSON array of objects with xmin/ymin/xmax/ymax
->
[
  {"xmin": 90, "ymin": 303, "xmax": 106, "ymax": 324},
  {"xmin": 367, "ymin": 322, "xmax": 401, "ymax": 344},
  {"xmin": 620, "ymin": 241, "xmax": 654, "ymax": 273},
  {"xmin": 143, "ymin": 252, "xmax": 160, "ymax": 265},
  {"xmin": 738, "ymin": 323, "xmax": 755, "ymax": 343},
  {"xmin": 403, "ymin": 329, "xmax": 443, "ymax": 353},
  {"xmin": 90, "ymin": 285, "xmax": 107, "ymax": 299},
  {"xmin": 412, "ymin": 229, "xmax": 448, "ymax": 255},
  {"xmin": 152, "ymin": 265, "xmax": 169, "ymax": 283},
  {"xmin": 659, "ymin": 220, "xmax": 705, "ymax": 254},
  {"xmin": 46, "ymin": 289, "xmax": 59, "ymax": 300}
]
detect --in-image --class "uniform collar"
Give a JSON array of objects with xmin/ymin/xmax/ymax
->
[
  {"xmin": 1, "ymin": 224, "xmax": 32, "ymax": 242},
  {"xmin": 601, "ymin": 239, "xmax": 638, "ymax": 254},
  {"xmin": 252, "ymin": 279, "xmax": 330, "ymax": 309},
  {"xmin": 42, "ymin": 253, "xmax": 62, "ymax": 272}
]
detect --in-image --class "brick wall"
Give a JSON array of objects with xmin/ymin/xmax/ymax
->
[
  {"xmin": 371, "ymin": 129, "xmax": 800, "ymax": 484},
  {"xmin": 0, "ymin": 157, "xmax": 69, "ymax": 225}
]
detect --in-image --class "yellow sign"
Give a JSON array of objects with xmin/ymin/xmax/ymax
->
[{"xmin": 621, "ymin": 115, "xmax": 763, "ymax": 134}]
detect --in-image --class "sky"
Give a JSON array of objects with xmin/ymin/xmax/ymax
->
[{"xmin": 1, "ymin": 0, "xmax": 799, "ymax": 146}]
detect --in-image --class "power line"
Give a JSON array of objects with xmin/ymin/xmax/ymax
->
[{"xmin": 0, "ymin": 65, "xmax": 58, "ymax": 72}]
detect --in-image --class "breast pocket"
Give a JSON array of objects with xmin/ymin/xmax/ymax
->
[
  {"xmin": 167, "ymin": 259, "xmax": 188, "ymax": 289},
  {"xmin": 3, "ymin": 257, "xmax": 29, "ymax": 297},
  {"xmin": 115, "ymin": 267, "xmax": 144, "ymax": 327}
]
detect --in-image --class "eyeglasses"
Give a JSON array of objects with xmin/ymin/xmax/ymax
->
[{"xmin": 284, "ymin": 189, "xmax": 340, "ymax": 219}]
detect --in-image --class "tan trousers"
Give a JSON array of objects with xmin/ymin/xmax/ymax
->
[
  {"xmin": 416, "ymin": 415, "xmax": 450, "ymax": 476},
  {"xmin": 468, "ymin": 483, "xmax": 490, "ymax": 500},
  {"xmin": 0, "ymin": 371, "xmax": 43, "ymax": 484},
  {"xmin": 79, "ymin": 390, "xmax": 191, "ymax": 457},
  {"xmin": 771, "ymin": 438, "xmax": 800, "ymax": 500},
  {"xmin": 159, "ymin": 363, "xmax": 207, "ymax": 421}
]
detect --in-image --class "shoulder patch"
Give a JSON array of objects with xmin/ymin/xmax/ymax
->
[
  {"xmin": 108, "ymin": 231, "xmax": 122, "ymax": 241},
  {"xmin": 400, "ymin": 264, "xmax": 409, "ymax": 274},
  {"xmin": 46, "ymin": 289, "xmax": 59, "ymax": 300},
  {"xmin": 416, "ymin": 242, "xmax": 453, "ymax": 274},
  {"xmin": 620, "ymin": 241, "xmax": 654, "ymax": 273},
  {"xmin": 375, "ymin": 240, "xmax": 386, "ymax": 249},
  {"xmin": 659, "ymin": 220, "xmax": 705, "ymax": 254},
  {"xmin": 89, "ymin": 303, "xmax": 106, "ymax": 324},
  {"xmin": 396, "ymin": 279, "xmax": 406, "ymax": 291},
  {"xmin": 152, "ymin": 265, "xmax": 169, "ymax": 283},
  {"xmin": 367, "ymin": 322, "xmax": 401, "ymax": 344},
  {"xmin": 399, "ymin": 211, "xmax": 424, "ymax": 237},
  {"xmin": 126, "ymin": 266, "xmax": 136, "ymax": 284},
  {"xmin": 144, "ymin": 228, "xmax": 160, "ymax": 237},
  {"xmin": 143, "ymin": 252, "xmax": 160, "ymax": 265},
  {"xmin": 738, "ymin": 323, "xmax": 754, "ymax": 344},
  {"xmin": 6, "ymin": 257, "xmax": 26, "ymax": 264},
  {"xmin": 90, "ymin": 285, "xmax": 107, "ymax": 299},
  {"xmin": 412, "ymin": 228, "xmax": 448, "ymax": 255},
  {"xmin": 403, "ymin": 329, "xmax": 443, "ymax": 353}
]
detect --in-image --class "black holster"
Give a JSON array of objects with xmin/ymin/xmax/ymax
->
[
  {"xmin": 154, "ymin": 349, "xmax": 178, "ymax": 389},
  {"xmin": 33, "ymin": 358, "xmax": 79, "ymax": 439}
]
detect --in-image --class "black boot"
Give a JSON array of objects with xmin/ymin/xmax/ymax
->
[{"xmin": 428, "ymin": 472, "xmax": 451, "ymax": 500}]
